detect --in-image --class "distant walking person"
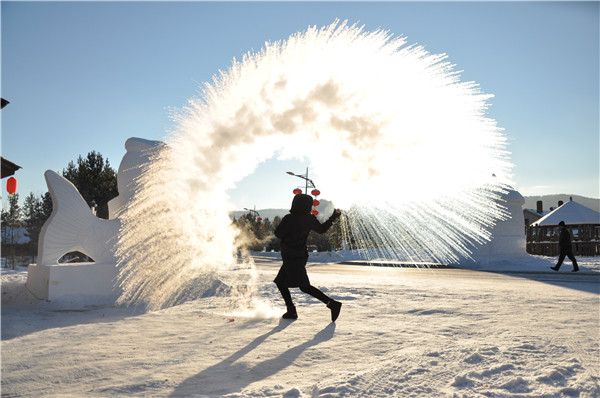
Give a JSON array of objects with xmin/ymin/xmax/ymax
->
[
  {"xmin": 551, "ymin": 221, "xmax": 579, "ymax": 272},
  {"xmin": 274, "ymin": 193, "xmax": 343, "ymax": 322}
]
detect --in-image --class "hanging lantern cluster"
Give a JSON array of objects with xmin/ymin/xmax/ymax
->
[
  {"xmin": 310, "ymin": 189, "xmax": 320, "ymax": 215},
  {"xmin": 257, "ymin": 217, "xmax": 263, "ymax": 228},
  {"xmin": 6, "ymin": 177, "xmax": 17, "ymax": 196}
]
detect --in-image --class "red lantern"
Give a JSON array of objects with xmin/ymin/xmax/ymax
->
[
  {"xmin": 6, "ymin": 177, "xmax": 17, "ymax": 195},
  {"xmin": 313, "ymin": 199, "xmax": 320, "ymax": 207},
  {"xmin": 311, "ymin": 209, "xmax": 319, "ymax": 215},
  {"xmin": 293, "ymin": 188, "xmax": 302, "ymax": 195},
  {"xmin": 257, "ymin": 217, "xmax": 262, "ymax": 221},
  {"xmin": 311, "ymin": 189, "xmax": 320, "ymax": 196}
]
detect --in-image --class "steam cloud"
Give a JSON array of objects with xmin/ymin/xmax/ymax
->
[{"xmin": 116, "ymin": 21, "xmax": 511, "ymax": 310}]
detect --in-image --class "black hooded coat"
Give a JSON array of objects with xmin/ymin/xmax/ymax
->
[
  {"xmin": 274, "ymin": 194, "xmax": 340, "ymax": 288},
  {"xmin": 558, "ymin": 227, "xmax": 572, "ymax": 250}
]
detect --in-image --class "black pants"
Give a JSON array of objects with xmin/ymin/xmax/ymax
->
[
  {"xmin": 276, "ymin": 282, "xmax": 330, "ymax": 309},
  {"xmin": 556, "ymin": 247, "xmax": 578, "ymax": 269}
]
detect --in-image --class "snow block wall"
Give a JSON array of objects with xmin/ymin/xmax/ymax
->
[
  {"xmin": 27, "ymin": 138, "xmax": 162, "ymax": 301},
  {"xmin": 473, "ymin": 187, "xmax": 527, "ymax": 259}
]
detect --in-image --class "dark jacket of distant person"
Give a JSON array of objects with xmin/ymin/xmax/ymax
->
[
  {"xmin": 274, "ymin": 193, "xmax": 340, "ymax": 287},
  {"xmin": 558, "ymin": 226, "xmax": 573, "ymax": 249}
]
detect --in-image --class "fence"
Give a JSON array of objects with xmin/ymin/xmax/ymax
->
[{"xmin": 526, "ymin": 224, "xmax": 600, "ymax": 256}]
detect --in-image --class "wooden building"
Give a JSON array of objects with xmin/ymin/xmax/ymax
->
[
  {"xmin": 1, "ymin": 99, "xmax": 22, "ymax": 179},
  {"xmin": 527, "ymin": 199, "xmax": 600, "ymax": 256},
  {"xmin": 1, "ymin": 157, "xmax": 21, "ymax": 178},
  {"xmin": 523, "ymin": 200, "xmax": 549, "ymax": 233}
]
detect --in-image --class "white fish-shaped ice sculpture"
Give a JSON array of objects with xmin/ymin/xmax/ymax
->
[
  {"xmin": 37, "ymin": 137, "xmax": 163, "ymax": 265},
  {"xmin": 29, "ymin": 138, "xmax": 162, "ymax": 302},
  {"xmin": 37, "ymin": 170, "xmax": 120, "ymax": 265}
]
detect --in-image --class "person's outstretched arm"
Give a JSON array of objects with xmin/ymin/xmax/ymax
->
[{"xmin": 312, "ymin": 209, "xmax": 341, "ymax": 234}]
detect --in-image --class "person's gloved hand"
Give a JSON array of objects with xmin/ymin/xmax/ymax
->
[{"xmin": 330, "ymin": 209, "xmax": 341, "ymax": 220}]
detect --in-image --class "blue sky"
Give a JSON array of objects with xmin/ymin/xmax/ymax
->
[{"xmin": 2, "ymin": 1, "xmax": 598, "ymax": 211}]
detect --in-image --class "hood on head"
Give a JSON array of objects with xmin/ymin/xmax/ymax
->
[{"xmin": 290, "ymin": 194, "xmax": 313, "ymax": 214}]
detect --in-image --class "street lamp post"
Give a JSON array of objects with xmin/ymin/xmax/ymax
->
[
  {"xmin": 243, "ymin": 206, "xmax": 261, "ymax": 221},
  {"xmin": 286, "ymin": 167, "xmax": 316, "ymax": 194},
  {"xmin": 286, "ymin": 168, "xmax": 322, "ymax": 216}
]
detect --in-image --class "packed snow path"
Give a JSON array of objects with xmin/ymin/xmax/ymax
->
[{"xmin": 2, "ymin": 259, "xmax": 599, "ymax": 397}]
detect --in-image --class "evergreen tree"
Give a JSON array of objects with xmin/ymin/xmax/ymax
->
[
  {"xmin": 62, "ymin": 151, "xmax": 118, "ymax": 219},
  {"xmin": 232, "ymin": 212, "xmax": 276, "ymax": 251},
  {"xmin": 327, "ymin": 216, "xmax": 343, "ymax": 250},
  {"xmin": 272, "ymin": 215, "xmax": 282, "ymax": 231},
  {"xmin": 41, "ymin": 191, "xmax": 53, "ymax": 219},
  {"xmin": 1, "ymin": 193, "xmax": 21, "ymax": 269},
  {"xmin": 306, "ymin": 214, "xmax": 344, "ymax": 252},
  {"xmin": 22, "ymin": 193, "xmax": 47, "ymax": 263},
  {"xmin": 307, "ymin": 229, "xmax": 330, "ymax": 251},
  {"xmin": 241, "ymin": 213, "xmax": 262, "ymax": 251},
  {"xmin": 267, "ymin": 216, "xmax": 282, "ymax": 251},
  {"xmin": 261, "ymin": 218, "xmax": 273, "ymax": 239}
]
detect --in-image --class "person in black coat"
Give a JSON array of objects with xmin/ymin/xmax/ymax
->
[
  {"xmin": 551, "ymin": 221, "xmax": 579, "ymax": 272},
  {"xmin": 274, "ymin": 193, "xmax": 342, "ymax": 321}
]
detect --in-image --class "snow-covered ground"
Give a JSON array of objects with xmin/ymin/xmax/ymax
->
[{"xmin": 2, "ymin": 254, "xmax": 599, "ymax": 397}]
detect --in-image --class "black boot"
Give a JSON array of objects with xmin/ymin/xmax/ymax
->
[
  {"xmin": 572, "ymin": 266, "xmax": 579, "ymax": 272},
  {"xmin": 550, "ymin": 266, "xmax": 559, "ymax": 271},
  {"xmin": 327, "ymin": 300, "xmax": 342, "ymax": 322},
  {"xmin": 282, "ymin": 306, "xmax": 297, "ymax": 320}
]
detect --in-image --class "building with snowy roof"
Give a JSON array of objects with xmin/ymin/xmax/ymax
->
[
  {"xmin": 527, "ymin": 199, "xmax": 600, "ymax": 256},
  {"xmin": 523, "ymin": 200, "xmax": 550, "ymax": 229}
]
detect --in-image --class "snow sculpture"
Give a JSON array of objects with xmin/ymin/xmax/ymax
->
[
  {"xmin": 108, "ymin": 138, "xmax": 163, "ymax": 219},
  {"xmin": 27, "ymin": 137, "xmax": 162, "ymax": 301},
  {"xmin": 36, "ymin": 171, "xmax": 120, "ymax": 265},
  {"xmin": 472, "ymin": 187, "xmax": 526, "ymax": 259}
]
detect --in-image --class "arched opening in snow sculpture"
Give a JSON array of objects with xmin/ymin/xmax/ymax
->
[{"xmin": 58, "ymin": 251, "xmax": 96, "ymax": 264}]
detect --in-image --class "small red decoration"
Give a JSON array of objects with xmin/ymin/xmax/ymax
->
[
  {"xmin": 311, "ymin": 189, "xmax": 320, "ymax": 196},
  {"xmin": 257, "ymin": 217, "xmax": 262, "ymax": 221},
  {"xmin": 311, "ymin": 209, "xmax": 319, "ymax": 215},
  {"xmin": 6, "ymin": 177, "xmax": 17, "ymax": 195},
  {"xmin": 293, "ymin": 188, "xmax": 302, "ymax": 195},
  {"xmin": 313, "ymin": 199, "xmax": 320, "ymax": 207}
]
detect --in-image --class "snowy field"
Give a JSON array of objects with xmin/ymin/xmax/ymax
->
[{"xmin": 2, "ymin": 254, "xmax": 599, "ymax": 397}]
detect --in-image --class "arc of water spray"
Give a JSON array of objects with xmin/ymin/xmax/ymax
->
[{"xmin": 116, "ymin": 20, "xmax": 512, "ymax": 310}]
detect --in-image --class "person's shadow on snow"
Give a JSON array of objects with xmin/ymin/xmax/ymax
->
[{"xmin": 169, "ymin": 320, "xmax": 336, "ymax": 397}]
